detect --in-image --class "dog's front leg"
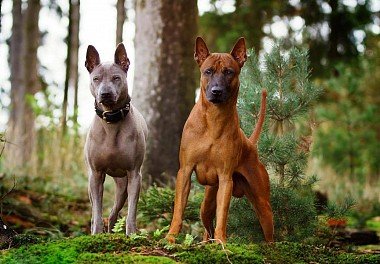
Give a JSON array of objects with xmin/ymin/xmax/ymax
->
[
  {"xmin": 88, "ymin": 170, "xmax": 106, "ymax": 234},
  {"xmin": 126, "ymin": 169, "xmax": 142, "ymax": 235},
  {"xmin": 166, "ymin": 166, "xmax": 193, "ymax": 242},
  {"xmin": 214, "ymin": 178, "xmax": 233, "ymax": 243}
]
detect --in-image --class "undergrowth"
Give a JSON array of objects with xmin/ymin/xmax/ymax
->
[{"xmin": 1, "ymin": 233, "xmax": 378, "ymax": 264}]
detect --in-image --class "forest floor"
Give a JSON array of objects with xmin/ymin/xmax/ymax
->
[
  {"xmin": 0, "ymin": 186, "xmax": 379, "ymax": 263},
  {"xmin": 1, "ymin": 233, "xmax": 380, "ymax": 263}
]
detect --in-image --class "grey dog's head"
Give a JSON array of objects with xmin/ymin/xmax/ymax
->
[{"xmin": 85, "ymin": 43, "xmax": 130, "ymax": 110}]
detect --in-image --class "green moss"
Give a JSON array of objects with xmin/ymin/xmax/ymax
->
[
  {"xmin": 259, "ymin": 242, "xmax": 380, "ymax": 264},
  {"xmin": 174, "ymin": 243, "xmax": 264, "ymax": 264},
  {"xmin": 76, "ymin": 253, "xmax": 175, "ymax": 264},
  {"xmin": 1, "ymin": 235, "xmax": 379, "ymax": 264},
  {"xmin": 0, "ymin": 234, "xmax": 150, "ymax": 264}
]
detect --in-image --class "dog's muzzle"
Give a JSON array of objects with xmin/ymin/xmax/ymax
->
[
  {"xmin": 99, "ymin": 92, "xmax": 116, "ymax": 106},
  {"xmin": 206, "ymin": 86, "xmax": 228, "ymax": 104}
]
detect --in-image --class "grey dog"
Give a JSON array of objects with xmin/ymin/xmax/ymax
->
[{"xmin": 84, "ymin": 43, "xmax": 148, "ymax": 235}]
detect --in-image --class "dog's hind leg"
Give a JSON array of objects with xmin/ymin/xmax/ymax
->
[
  {"xmin": 126, "ymin": 169, "xmax": 142, "ymax": 235},
  {"xmin": 200, "ymin": 185, "xmax": 218, "ymax": 241},
  {"xmin": 88, "ymin": 171, "xmax": 106, "ymax": 234},
  {"xmin": 238, "ymin": 155, "xmax": 274, "ymax": 242},
  {"xmin": 108, "ymin": 176, "xmax": 128, "ymax": 233}
]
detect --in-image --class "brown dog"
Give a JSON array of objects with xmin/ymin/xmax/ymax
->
[{"xmin": 166, "ymin": 37, "xmax": 274, "ymax": 243}]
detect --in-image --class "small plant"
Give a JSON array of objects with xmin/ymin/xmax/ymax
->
[
  {"xmin": 325, "ymin": 197, "xmax": 355, "ymax": 219},
  {"xmin": 138, "ymin": 182, "xmax": 203, "ymax": 234},
  {"xmin": 325, "ymin": 196, "xmax": 355, "ymax": 228},
  {"xmin": 111, "ymin": 216, "xmax": 126, "ymax": 233},
  {"xmin": 182, "ymin": 234, "xmax": 195, "ymax": 247},
  {"xmin": 153, "ymin": 225, "xmax": 169, "ymax": 240},
  {"xmin": 129, "ymin": 232, "xmax": 148, "ymax": 241}
]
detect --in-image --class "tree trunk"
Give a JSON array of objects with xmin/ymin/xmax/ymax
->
[
  {"xmin": 116, "ymin": 0, "xmax": 125, "ymax": 45},
  {"xmin": 8, "ymin": 0, "xmax": 23, "ymax": 141},
  {"xmin": 62, "ymin": 0, "xmax": 80, "ymax": 133},
  {"xmin": 71, "ymin": 0, "xmax": 80, "ymax": 127},
  {"xmin": 134, "ymin": 0, "xmax": 197, "ymax": 186},
  {"xmin": 6, "ymin": 0, "xmax": 41, "ymax": 170},
  {"xmin": 61, "ymin": 0, "xmax": 73, "ymax": 135},
  {"xmin": 0, "ymin": 0, "xmax": 3, "ymax": 33}
]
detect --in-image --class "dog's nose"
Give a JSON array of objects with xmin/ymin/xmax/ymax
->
[
  {"xmin": 211, "ymin": 86, "xmax": 223, "ymax": 96},
  {"xmin": 100, "ymin": 92, "xmax": 112, "ymax": 99}
]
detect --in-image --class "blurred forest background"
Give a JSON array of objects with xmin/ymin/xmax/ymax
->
[{"xmin": 0, "ymin": 0, "xmax": 379, "ymax": 245}]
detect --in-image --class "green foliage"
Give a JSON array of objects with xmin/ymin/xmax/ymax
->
[
  {"xmin": 233, "ymin": 45, "xmax": 320, "ymax": 242},
  {"xmin": 314, "ymin": 61, "xmax": 380, "ymax": 180},
  {"xmin": 239, "ymin": 46, "xmax": 320, "ymax": 185},
  {"xmin": 153, "ymin": 226, "xmax": 169, "ymax": 241},
  {"xmin": 111, "ymin": 217, "xmax": 126, "ymax": 233},
  {"xmin": 1, "ymin": 234, "xmax": 378, "ymax": 264},
  {"xmin": 182, "ymin": 234, "xmax": 195, "ymax": 248},
  {"xmin": 76, "ymin": 253, "xmax": 176, "ymax": 264},
  {"xmin": 199, "ymin": 0, "xmax": 375, "ymax": 77},
  {"xmin": 138, "ymin": 182, "xmax": 203, "ymax": 233},
  {"xmin": 325, "ymin": 196, "xmax": 355, "ymax": 219},
  {"xmin": 259, "ymin": 241, "xmax": 379, "ymax": 264},
  {"xmin": 348, "ymin": 201, "xmax": 380, "ymax": 229},
  {"xmin": 228, "ymin": 183, "xmax": 317, "ymax": 243}
]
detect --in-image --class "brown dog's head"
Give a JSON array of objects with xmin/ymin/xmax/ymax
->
[
  {"xmin": 85, "ymin": 43, "xmax": 130, "ymax": 110},
  {"xmin": 194, "ymin": 37, "xmax": 247, "ymax": 104}
]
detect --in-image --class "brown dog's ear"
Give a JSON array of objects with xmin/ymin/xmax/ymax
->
[
  {"xmin": 194, "ymin": 37, "xmax": 210, "ymax": 67},
  {"xmin": 114, "ymin": 43, "xmax": 130, "ymax": 73},
  {"xmin": 85, "ymin": 45, "xmax": 100, "ymax": 73},
  {"xmin": 230, "ymin": 37, "xmax": 247, "ymax": 68}
]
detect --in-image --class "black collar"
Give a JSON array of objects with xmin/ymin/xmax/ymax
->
[{"xmin": 95, "ymin": 100, "xmax": 131, "ymax": 124}]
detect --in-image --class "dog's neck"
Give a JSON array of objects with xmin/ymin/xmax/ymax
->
[
  {"xmin": 200, "ymin": 91, "xmax": 240, "ymax": 138},
  {"xmin": 95, "ymin": 95, "xmax": 131, "ymax": 112},
  {"xmin": 94, "ymin": 95, "xmax": 131, "ymax": 125}
]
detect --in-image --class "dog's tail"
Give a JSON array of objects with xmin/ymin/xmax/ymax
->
[{"xmin": 249, "ymin": 89, "xmax": 267, "ymax": 144}]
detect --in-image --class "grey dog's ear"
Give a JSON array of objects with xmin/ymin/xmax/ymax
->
[
  {"xmin": 114, "ymin": 43, "xmax": 130, "ymax": 73},
  {"xmin": 194, "ymin": 37, "xmax": 210, "ymax": 67},
  {"xmin": 230, "ymin": 37, "xmax": 247, "ymax": 68},
  {"xmin": 85, "ymin": 45, "xmax": 100, "ymax": 73}
]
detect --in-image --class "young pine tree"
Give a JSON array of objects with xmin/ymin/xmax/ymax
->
[{"xmin": 228, "ymin": 45, "xmax": 321, "ymax": 242}]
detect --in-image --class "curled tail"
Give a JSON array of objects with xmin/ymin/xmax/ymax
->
[{"xmin": 249, "ymin": 89, "xmax": 267, "ymax": 144}]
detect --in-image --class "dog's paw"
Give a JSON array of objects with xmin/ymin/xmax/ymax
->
[{"xmin": 165, "ymin": 234, "xmax": 176, "ymax": 244}]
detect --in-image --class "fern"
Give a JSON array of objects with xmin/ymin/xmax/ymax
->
[{"xmin": 111, "ymin": 217, "xmax": 126, "ymax": 233}]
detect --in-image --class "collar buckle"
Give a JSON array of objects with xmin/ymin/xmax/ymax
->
[{"xmin": 102, "ymin": 110, "xmax": 112, "ymax": 123}]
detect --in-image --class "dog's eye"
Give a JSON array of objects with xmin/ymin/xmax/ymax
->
[
  {"xmin": 224, "ymin": 69, "xmax": 234, "ymax": 75},
  {"xmin": 93, "ymin": 77, "xmax": 99, "ymax": 82},
  {"xmin": 113, "ymin": 76, "xmax": 121, "ymax": 81},
  {"xmin": 204, "ymin": 69, "xmax": 213, "ymax": 75}
]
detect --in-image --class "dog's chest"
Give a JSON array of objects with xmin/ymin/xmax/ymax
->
[
  {"xmin": 192, "ymin": 140, "xmax": 240, "ymax": 185},
  {"xmin": 87, "ymin": 126, "xmax": 140, "ymax": 175}
]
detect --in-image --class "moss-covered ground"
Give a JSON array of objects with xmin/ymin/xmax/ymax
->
[{"xmin": 1, "ymin": 233, "xmax": 379, "ymax": 264}]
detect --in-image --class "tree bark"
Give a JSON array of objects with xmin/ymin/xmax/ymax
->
[
  {"xmin": 0, "ymin": 0, "xmax": 3, "ymax": 33},
  {"xmin": 134, "ymin": 0, "xmax": 197, "ymax": 186},
  {"xmin": 71, "ymin": 0, "xmax": 80, "ymax": 127},
  {"xmin": 6, "ymin": 0, "xmax": 41, "ymax": 170},
  {"xmin": 62, "ymin": 0, "xmax": 80, "ymax": 133},
  {"xmin": 61, "ymin": 0, "xmax": 73, "ymax": 135},
  {"xmin": 116, "ymin": 0, "xmax": 125, "ymax": 45},
  {"xmin": 8, "ymin": 0, "xmax": 23, "ymax": 135}
]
